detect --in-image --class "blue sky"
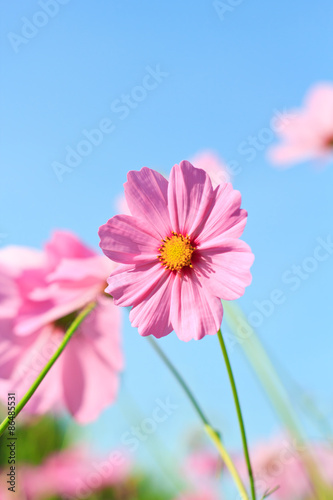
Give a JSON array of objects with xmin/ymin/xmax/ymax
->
[{"xmin": 1, "ymin": 0, "xmax": 333, "ymax": 490}]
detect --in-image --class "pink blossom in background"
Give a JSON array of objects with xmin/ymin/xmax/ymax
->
[
  {"xmin": 116, "ymin": 151, "xmax": 230, "ymax": 214},
  {"xmin": 19, "ymin": 447, "xmax": 130, "ymax": 499},
  {"xmin": 184, "ymin": 449, "xmax": 222, "ymax": 482},
  {"xmin": 190, "ymin": 150, "xmax": 231, "ymax": 186},
  {"xmin": 99, "ymin": 161, "xmax": 253, "ymax": 341},
  {"xmin": 0, "ymin": 230, "xmax": 123, "ymax": 423},
  {"xmin": 268, "ymin": 83, "xmax": 333, "ymax": 167},
  {"xmin": 234, "ymin": 436, "xmax": 333, "ymax": 499},
  {"xmin": 180, "ymin": 449, "xmax": 221, "ymax": 500}
]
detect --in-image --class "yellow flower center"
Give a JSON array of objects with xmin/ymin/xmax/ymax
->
[{"xmin": 158, "ymin": 232, "xmax": 195, "ymax": 271}]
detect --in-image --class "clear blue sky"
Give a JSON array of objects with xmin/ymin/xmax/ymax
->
[{"xmin": 1, "ymin": 0, "xmax": 333, "ymax": 489}]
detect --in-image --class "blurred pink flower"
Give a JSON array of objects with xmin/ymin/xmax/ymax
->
[
  {"xmin": 268, "ymin": 83, "xmax": 333, "ymax": 167},
  {"xmin": 180, "ymin": 449, "xmax": 222, "ymax": 500},
  {"xmin": 185, "ymin": 449, "xmax": 222, "ymax": 482},
  {"xmin": 235, "ymin": 436, "xmax": 333, "ymax": 499},
  {"xmin": 116, "ymin": 151, "xmax": 230, "ymax": 215},
  {"xmin": 190, "ymin": 150, "xmax": 231, "ymax": 186},
  {"xmin": 99, "ymin": 161, "xmax": 253, "ymax": 341},
  {"xmin": 0, "ymin": 230, "xmax": 123, "ymax": 423},
  {"xmin": 20, "ymin": 447, "xmax": 130, "ymax": 499}
]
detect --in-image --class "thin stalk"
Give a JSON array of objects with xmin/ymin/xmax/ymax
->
[
  {"xmin": 217, "ymin": 329, "xmax": 256, "ymax": 500},
  {"xmin": 0, "ymin": 301, "xmax": 97, "ymax": 437},
  {"xmin": 223, "ymin": 301, "xmax": 333, "ymax": 499},
  {"xmin": 148, "ymin": 337, "xmax": 250, "ymax": 500},
  {"xmin": 148, "ymin": 337, "xmax": 208, "ymax": 425}
]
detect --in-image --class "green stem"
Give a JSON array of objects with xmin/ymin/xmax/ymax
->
[
  {"xmin": 148, "ymin": 338, "xmax": 208, "ymax": 426},
  {"xmin": 148, "ymin": 337, "xmax": 250, "ymax": 500},
  {"xmin": 0, "ymin": 301, "xmax": 97, "ymax": 437},
  {"xmin": 217, "ymin": 329, "xmax": 256, "ymax": 500},
  {"xmin": 223, "ymin": 301, "xmax": 332, "ymax": 499}
]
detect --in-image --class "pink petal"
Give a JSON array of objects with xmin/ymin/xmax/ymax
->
[
  {"xmin": 168, "ymin": 161, "xmax": 214, "ymax": 238},
  {"xmin": 306, "ymin": 83, "xmax": 333, "ymax": 136},
  {"xmin": 62, "ymin": 333, "xmax": 120, "ymax": 424},
  {"xmin": 124, "ymin": 167, "xmax": 172, "ymax": 238},
  {"xmin": 185, "ymin": 449, "xmax": 221, "ymax": 481},
  {"xmin": 60, "ymin": 298, "xmax": 122, "ymax": 423},
  {"xmin": 79, "ymin": 295, "xmax": 123, "ymax": 372},
  {"xmin": 3, "ymin": 299, "xmax": 122, "ymax": 423},
  {"xmin": 273, "ymin": 111, "xmax": 310, "ymax": 141},
  {"xmin": 0, "ymin": 320, "xmax": 35, "ymax": 378},
  {"xmin": 15, "ymin": 285, "xmax": 101, "ymax": 336},
  {"xmin": 0, "ymin": 267, "xmax": 20, "ymax": 316},
  {"xmin": 46, "ymin": 255, "xmax": 111, "ymax": 283},
  {"xmin": 99, "ymin": 214, "xmax": 160, "ymax": 264},
  {"xmin": 4, "ymin": 327, "xmax": 64, "ymax": 415},
  {"xmin": 170, "ymin": 270, "xmax": 223, "ymax": 341},
  {"xmin": 198, "ymin": 183, "xmax": 247, "ymax": 243},
  {"xmin": 24, "ymin": 353, "xmax": 63, "ymax": 415},
  {"xmin": 268, "ymin": 142, "xmax": 319, "ymax": 166},
  {"xmin": 106, "ymin": 261, "xmax": 166, "ymax": 307},
  {"xmin": 45, "ymin": 230, "xmax": 95, "ymax": 271},
  {"xmin": 196, "ymin": 239, "xmax": 254, "ymax": 300},
  {"xmin": 0, "ymin": 246, "xmax": 44, "ymax": 277},
  {"xmin": 129, "ymin": 270, "xmax": 175, "ymax": 338},
  {"xmin": 61, "ymin": 341, "xmax": 86, "ymax": 420},
  {"xmin": 268, "ymin": 83, "xmax": 333, "ymax": 167}
]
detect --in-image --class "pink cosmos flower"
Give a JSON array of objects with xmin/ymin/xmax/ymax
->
[
  {"xmin": 235, "ymin": 436, "xmax": 333, "ymax": 499},
  {"xmin": 185, "ymin": 449, "xmax": 222, "ymax": 481},
  {"xmin": 180, "ymin": 449, "xmax": 222, "ymax": 500},
  {"xmin": 99, "ymin": 161, "xmax": 253, "ymax": 341},
  {"xmin": 19, "ymin": 447, "xmax": 130, "ymax": 499},
  {"xmin": 268, "ymin": 83, "xmax": 333, "ymax": 167},
  {"xmin": 0, "ymin": 230, "xmax": 123, "ymax": 423}
]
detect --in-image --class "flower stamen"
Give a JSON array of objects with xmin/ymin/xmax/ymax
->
[{"xmin": 158, "ymin": 232, "xmax": 195, "ymax": 271}]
